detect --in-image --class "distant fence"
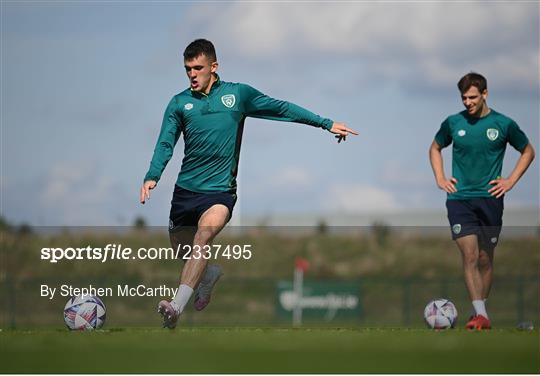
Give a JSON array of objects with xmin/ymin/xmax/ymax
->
[{"xmin": 2, "ymin": 276, "xmax": 539, "ymax": 328}]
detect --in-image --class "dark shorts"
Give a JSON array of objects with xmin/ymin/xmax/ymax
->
[
  {"xmin": 169, "ymin": 185, "xmax": 237, "ymax": 232},
  {"xmin": 446, "ymin": 197, "xmax": 504, "ymax": 250}
]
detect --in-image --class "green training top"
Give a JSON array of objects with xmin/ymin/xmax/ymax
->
[
  {"xmin": 144, "ymin": 76, "xmax": 333, "ymax": 193},
  {"xmin": 434, "ymin": 109, "xmax": 529, "ymax": 200}
]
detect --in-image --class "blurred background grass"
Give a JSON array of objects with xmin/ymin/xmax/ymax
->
[{"xmin": 1, "ymin": 222, "xmax": 539, "ymax": 329}]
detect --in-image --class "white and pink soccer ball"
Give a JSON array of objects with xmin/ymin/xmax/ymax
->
[
  {"xmin": 424, "ymin": 299, "xmax": 458, "ymax": 329},
  {"xmin": 64, "ymin": 295, "xmax": 106, "ymax": 330}
]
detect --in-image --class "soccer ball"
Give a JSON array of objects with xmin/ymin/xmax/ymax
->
[
  {"xmin": 424, "ymin": 298, "xmax": 458, "ymax": 329},
  {"xmin": 64, "ymin": 295, "xmax": 106, "ymax": 330}
]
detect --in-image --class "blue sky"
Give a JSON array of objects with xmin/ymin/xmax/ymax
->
[{"xmin": 1, "ymin": 2, "xmax": 539, "ymax": 226}]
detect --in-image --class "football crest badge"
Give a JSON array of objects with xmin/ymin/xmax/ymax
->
[
  {"xmin": 221, "ymin": 94, "xmax": 236, "ymax": 108},
  {"xmin": 486, "ymin": 128, "xmax": 499, "ymax": 141}
]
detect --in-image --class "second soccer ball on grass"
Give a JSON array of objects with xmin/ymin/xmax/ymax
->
[{"xmin": 424, "ymin": 298, "xmax": 458, "ymax": 329}]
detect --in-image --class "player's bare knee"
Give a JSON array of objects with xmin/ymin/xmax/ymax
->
[
  {"xmin": 193, "ymin": 228, "xmax": 214, "ymax": 246},
  {"xmin": 478, "ymin": 251, "xmax": 492, "ymax": 271},
  {"xmin": 461, "ymin": 249, "xmax": 479, "ymax": 267}
]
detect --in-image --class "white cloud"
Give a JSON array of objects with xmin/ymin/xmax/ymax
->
[
  {"xmin": 324, "ymin": 184, "xmax": 399, "ymax": 212},
  {"xmin": 379, "ymin": 160, "xmax": 433, "ymax": 188},
  {"xmin": 184, "ymin": 2, "xmax": 539, "ymax": 93},
  {"xmin": 269, "ymin": 166, "xmax": 313, "ymax": 189},
  {"xmin": 38, "ymin": 161, "xmax": 121, "ymax": 225}
]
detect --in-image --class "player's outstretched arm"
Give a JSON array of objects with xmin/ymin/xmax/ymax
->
[
  {"xmin": 429, "ymin": 140, "xmax": 458, "ymax": 193},
  {"xmin": 140, "ymin": 180, "xmax": 157, "ymax": 204},
  {"xmin": 488, "ymin": 143, "xmax": 535, "ymax": 198},
  {"xmin": 329, "ymin": 122, "xmax": 358, "ymax": 143},
  {"xmin": 241, "ymin": 84, "xmax": 354, "ymax": 138}
]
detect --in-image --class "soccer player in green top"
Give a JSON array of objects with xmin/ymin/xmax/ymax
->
[
  {"xmin": 139, "ymin": 39, "xmax": 358, "ymax": 329},
  {"xmin": 429, "ymin": 72, "xmax": 535, "ymax": 330}
]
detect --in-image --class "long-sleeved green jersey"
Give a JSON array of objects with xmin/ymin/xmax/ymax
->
[{"xmin": 144, "ymin": 76, "xmax": 333, "ymax": 193}]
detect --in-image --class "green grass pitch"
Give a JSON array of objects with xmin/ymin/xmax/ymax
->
[{"xmin": 1, "ymin": 327, "xmax": 538, "ymax": 373}]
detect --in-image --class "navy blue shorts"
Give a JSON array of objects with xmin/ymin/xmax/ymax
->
[
  {"xmin": 169, "ymin": 185, "xmax": 237, "ymax": 232},
  {"xmin": 446, "ymin": 197, "xmax": 504, "ymax": 250}
]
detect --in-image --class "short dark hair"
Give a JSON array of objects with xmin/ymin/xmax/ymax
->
[
  {"xmin": 457, "ymin": 72, "xmax": 487, "ymax": 94},
  {"xmin": 183, "ymin": 39, "xmax": 217, "ymax": 62}
]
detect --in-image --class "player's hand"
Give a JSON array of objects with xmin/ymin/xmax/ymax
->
[
  {"xmin": 140, "ymin": 180, "xmax": 157, "ymax": 204},
  {"xmin": 436, "ymin": 177, "xmax": 458, "ymax": 193},
  {"xmin": 329, "ymin": 122, "xmax": 358, "ymax": 143},
  {"xmin": 488, "ymin": 177, "xmax": 514, "ymax": 198}
]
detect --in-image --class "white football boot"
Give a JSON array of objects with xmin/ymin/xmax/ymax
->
[{"xmin": 157, "ymin": 300, "xmax": 180, "ymax": 329}]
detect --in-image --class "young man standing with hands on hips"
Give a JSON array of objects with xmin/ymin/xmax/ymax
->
[
  {"xmin": 140, "ymin": 39, "xmax": 358, "ymax": 329},
  {"xmin": 429, "ymin": 72, "xmax": 535, "ymax": 330}
]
